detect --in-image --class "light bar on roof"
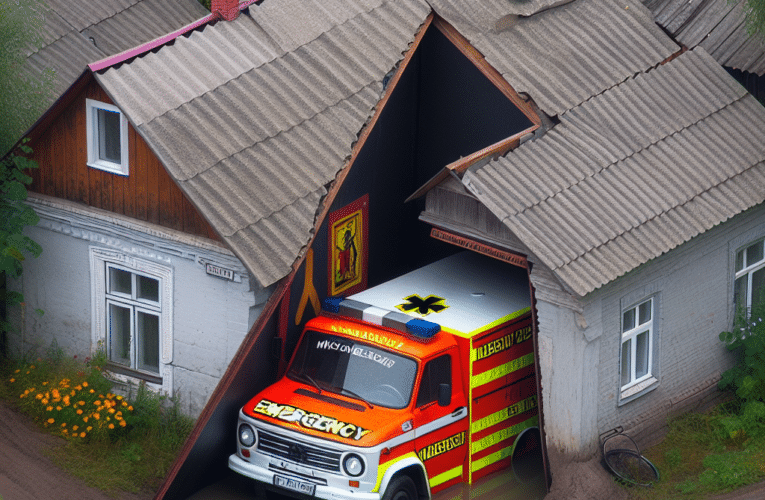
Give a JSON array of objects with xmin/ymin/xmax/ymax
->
[{"xmin": 322, "ymin": 298, "xmax": 440, "ymax": 340}]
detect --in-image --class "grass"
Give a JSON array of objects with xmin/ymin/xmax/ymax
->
[
  {"xmin": 625, "ymin": 401, "xmax": 765, "ymax": 499},
  {"xmin": 0, "ymin": 345, "xmax": 194, "ymax": 497}
]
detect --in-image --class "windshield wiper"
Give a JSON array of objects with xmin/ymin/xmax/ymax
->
[
  {"xmin": 339, "ymin": 387, "xmax": 374, "ymax": 410},
  {"xmin": 291, "ymin": 372, "xmax": 323, "ymax": 394}
]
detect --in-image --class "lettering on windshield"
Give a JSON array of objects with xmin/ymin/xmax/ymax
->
[
  {"xmin": 253, "ymin": 399, "xmax": 372, "ymax": 441},
  {"xmin": 316, "ymin": 340, "xmax": 396, "ymax": 368},
  {"xmin": 329, "ymin": 325, "xmax": 405, "ymax": 350}
]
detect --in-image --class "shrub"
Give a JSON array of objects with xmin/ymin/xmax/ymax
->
[{"xmin": 719, "ymin": 297, "xmax": 765, "ymax": 404}]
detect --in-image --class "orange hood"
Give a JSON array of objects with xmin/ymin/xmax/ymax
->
[{"xmin": 243, "ymin": 378, "xmax": 410, "ymax": 447}]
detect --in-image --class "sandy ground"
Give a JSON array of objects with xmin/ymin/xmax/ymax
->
[{"xmin": 1, "ymin": 398, "xmax": 764, "ymax": 500}]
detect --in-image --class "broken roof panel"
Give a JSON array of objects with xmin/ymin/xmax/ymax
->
[
  {"xmin": 464, "ymin": 48, "xmax": 765, "ymax": 295},
  {"xmin": 431, "ymin": 0, "xmax": 678, "ymax": 116},
  {"xmin": 643, "ymin": 0, "xmax": 765, "ymax": 75},
  {"xmin": 96, "ymin": 0, "xmax": 432, "ymax": 287}
]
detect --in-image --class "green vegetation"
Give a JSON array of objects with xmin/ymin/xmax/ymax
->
[
  {"xmin": 0, "ymin": 0, "xmax": 55, "ymax": 156},
  {"xmin": 743, "ymin": 0, "xmax": 765, "ymax": 39},
  {"xmin": 628, "ymin": 297, "xmax": 765, "ymax": 499},
  {"xmin": 0, "ymin": 344, "xmax": 194, "ymax": 496}
]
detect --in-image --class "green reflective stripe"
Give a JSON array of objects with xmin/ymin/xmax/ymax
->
[
  {"xmin": 471, "ymin": 416, "xmax": 538, "ymax": 454},
  {"xmin": 429, "ymin": 465, "xmax": 463, "ymax": 488},
  {"xmin": 470, "ymin": 353, "xmax": 534, "ymax": 388},
  {"xmin": 471, "ymin": 396, "xmax": 537, "ymax": 433}
]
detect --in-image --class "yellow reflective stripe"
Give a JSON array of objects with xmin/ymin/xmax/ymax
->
[
  {"xmin": 429, "ymin": 465, "xmax": 463, "ymax": 488},
  {"xmin": 471, "ymin": 416, "xmax": 538, "ymax": 454},
  {"xmin": 471, "ymin": 396, "xmax": 537, "ymax": 434},
  {"xmin": 373, "ymin": 452, "xmax": 418, "ymax": 493},
  {"xmin": 440, "ymin": 308, "xmax": 531, "ymax": 339},
  {"xmin": 471, "ymin": 445, "xmax": 512, "ymax": 473},
  {"xmin": 470, "ymin": 353, "xmax": 534, "ymax": 388}
]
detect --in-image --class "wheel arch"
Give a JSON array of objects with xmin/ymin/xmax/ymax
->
[{"xmin": 378, "ymin": 456, "xmax": 430, "ymax": 500}]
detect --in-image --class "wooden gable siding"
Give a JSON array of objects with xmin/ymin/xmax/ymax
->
[{"xmin": 29, "ymin": 79, "xmax": 221, "ymax": 242}]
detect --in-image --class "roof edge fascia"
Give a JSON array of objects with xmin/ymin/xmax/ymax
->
[{"xmin": 88, "ymin": 0, "xmax": 261, "ymax": 73}]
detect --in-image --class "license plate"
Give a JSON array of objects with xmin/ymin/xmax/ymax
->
[{"xmin": 274, "ymin": 474, "xmax": 316, "ymax": 496}]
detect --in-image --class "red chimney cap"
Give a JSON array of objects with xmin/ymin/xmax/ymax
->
[{"xmin": 212, "ymin": 0, "xmax": 240, "ymax": 21}]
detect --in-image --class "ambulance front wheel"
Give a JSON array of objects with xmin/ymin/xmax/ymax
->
[{"xmin": 382, "ymin": 474, "xmax": 417, "ymax": 500}]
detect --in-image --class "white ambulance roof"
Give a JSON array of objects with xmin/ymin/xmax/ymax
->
[{"xmin": 349, "ymin": 251, "xmax": 530, "ymax": 337}]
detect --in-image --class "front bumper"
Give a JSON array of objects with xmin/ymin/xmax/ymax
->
[{"xmin": 229, "ymin": 454, "xmax": 380, "ymax": 500}]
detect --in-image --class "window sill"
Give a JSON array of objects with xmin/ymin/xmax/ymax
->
[
  {"xmin": 619, "ymin": 376, "xmax": 658, "ymax": 404},
  {"xmin": 87, "ymin": 159, "xmax": 129, "ymax": 176},
  {"xmin": 106, "ymin": 363, "xmax": 162, "ymax": 385}
]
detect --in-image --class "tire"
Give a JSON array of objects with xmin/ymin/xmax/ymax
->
[{"xmin": 382, "ymin": 474, "xmax": 417, "ymax": 500}]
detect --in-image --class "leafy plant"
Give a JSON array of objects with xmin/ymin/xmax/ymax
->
[
  {"xmin": 1, "ymin": 141, "xmax": 42, "ymax": 338},
  {"xmin": 719, "ymin": 297, "xmax": 765, "ymax": 403}
]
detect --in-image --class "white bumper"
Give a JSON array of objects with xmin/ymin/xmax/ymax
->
[{"xmin": 229, "ymin": 454, "xmax": 381, "ymax": 500}]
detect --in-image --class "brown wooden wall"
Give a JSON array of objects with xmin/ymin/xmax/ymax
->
[{"xmin": 29, "ymin": 78, "xmax": 221, "ymax": 242}]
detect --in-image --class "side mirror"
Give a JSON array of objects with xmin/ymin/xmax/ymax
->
[{"xmin": 438, "ymin": 383, "xmax": 451, "ymax": 407}]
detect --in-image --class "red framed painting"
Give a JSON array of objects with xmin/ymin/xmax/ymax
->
[{"xmin": 328, "ymin": 194, "xmax": 369, "ymax": 297}]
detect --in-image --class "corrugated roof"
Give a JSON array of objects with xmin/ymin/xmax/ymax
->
[
  {"xmin": 18, "ymin": 0, "xmax": 208, "ymax": 122},
  {"xmin": 464, "ymin": 48, "xmax": 765, "ymax": 296},
  {"xmin": 643, "ymin": 0, "xmax": 765, "ymax": 75},
  {"xmin": 96, "ymin": 0, "xmax": 432, "ymax": 287},
  {"xmin": 430, "ymin": 0, "xmax": 679, "ymax": 116}
]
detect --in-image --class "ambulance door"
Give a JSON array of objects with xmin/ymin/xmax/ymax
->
[{"xmin": 413, "ymin": 349, "xmax": 468, "ymax": 492}]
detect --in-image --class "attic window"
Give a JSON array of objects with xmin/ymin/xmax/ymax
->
[{"xmin": 86, "ymin": 99, "xmax": 129, "ymax": 175}]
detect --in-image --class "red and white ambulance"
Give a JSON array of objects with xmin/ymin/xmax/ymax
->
[{"xmin": 229, "ymin": 251, "xmax": 541, "ymax": 499}]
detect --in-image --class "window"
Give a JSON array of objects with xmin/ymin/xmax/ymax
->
[
  {"xmin": 106, "ymin": 265, "xmax": 161, "ymax": 375},
  {"xmin": 86, "ymin": 99, "xmax": 129, "ymax": 175},
  {"xmin": 620, "ymin": 298, "xmax": 653, "ymax": 393},
  {"xmin": 90, "ymin": 248, "xmax": 172, "ymax": 390},
  {"xmin": 734, "ymin": 239, "xmax": 765, "ymax": 316},
  {"xmin": 416, "ymin": 354, "xmax": 451, "ymax": 407}
]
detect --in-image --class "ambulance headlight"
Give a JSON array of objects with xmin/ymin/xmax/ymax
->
[
  {"xmin": 342, "ymin": 453, "xmax": 365, "ymax": 477},
  {"xmin": 238, "ymin": 423, "xmax": 256, "ymax": 448}
]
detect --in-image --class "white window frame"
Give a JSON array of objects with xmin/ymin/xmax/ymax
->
[
  {"xmin": 105, "ymin": 264, "xmax": 162, "ymax": 376},
  {"xmin": 619, "ymin": 297, "xmax": 656, "ymax": 398},
  {"xmin": 86, "ymin": 99, "xmax": 129, "ymax": 175},
  {"xmin": 734, "ymin": 239, "xmax": 765, "ymax": 317},
  {"xmin": 90, "ymin": 248, "xmax": 172, "ymax": 394}
]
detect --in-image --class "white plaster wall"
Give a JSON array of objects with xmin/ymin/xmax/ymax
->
[
  {"xmin": 536, "ymin": 298, "xmax": 600, "ymax": 457},
  {"xmin": 6, "ymin": 196, "xmax": 269, "ymax": 417}
]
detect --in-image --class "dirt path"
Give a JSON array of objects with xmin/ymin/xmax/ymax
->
[{"xmin": 0, "ymin": 400, "xmax": 149, "ymax": 500}]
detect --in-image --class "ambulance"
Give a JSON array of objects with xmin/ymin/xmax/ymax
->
[{"xmin": 228, "ymin": 251, "xmax": 541, "ymax": 499}]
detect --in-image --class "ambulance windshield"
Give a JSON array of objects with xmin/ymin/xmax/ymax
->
[{"xmin": 287, "ymin": 330, "xmax": 417, "ymax": 409}]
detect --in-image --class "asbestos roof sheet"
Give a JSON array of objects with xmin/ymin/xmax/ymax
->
[
  {"xmin": 20, "ymin": 0, "xmax": 208, "ymax": 115},
  {"xmin": 96, "ymin": 0, "xmax": 432, "ymax": 287},
  {"xmin": 643, "ymin": 0, "xmax": 765, "ymax": 75},
  {"xmin": 463, "ymin": 48, "xmax": 765, "ymax": 296},
  {"xmin": 430, "ymin": 0, "xmax": 679, "ymax": 116}
]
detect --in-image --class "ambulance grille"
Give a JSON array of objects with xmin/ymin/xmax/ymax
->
[{"xmin": 258, "ymin": 430, "xmax": 342, "ymax": 472}]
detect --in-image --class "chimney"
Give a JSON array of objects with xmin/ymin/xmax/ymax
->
[{"xmin": 211, "ymin": 0, "xmax": 240, "ymax": 21}]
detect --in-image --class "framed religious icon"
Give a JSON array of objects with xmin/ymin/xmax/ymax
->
[{"xmin": 328, "ymin": 195, "xmax": 368, "ymax": 296}]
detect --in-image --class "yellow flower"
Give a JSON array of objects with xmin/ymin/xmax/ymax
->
[
  {"xmin": 9, "ymin": 378, "xmax": 15, "ymax": 383},
  {"xmin": 56, "ymin": 406, "xmax": 62, "ymax": 411},
  {"xmin": 82, "ymin": 416, "xmax": 88, "ymax": 423},
  {"xmin": 41, "ymin": 398, "xmax": 48, "ymax": 405},
  {"xmin": 46, "ymin": 406, "xmax": 53, "ymax": 412},
  {"xmin": 82, "ymin": 381, "xmax": 88, "ymax": 387},
  {"xmin": 14, "ymin": 369, "xmax": 20, "ymax": 373},
  {"xmin": 119, "ymin": 420, "xmax": 127, "ymax": 428},
  {"xmin": 75, "ymin": 385, "xmax": 82, "ymax": 391},
  {"xmin": 36, "ymin": 393, "xmax": 43, "ymax": 400},
  {"xmin": 108, "ymin": 423, "xmax": 115, "ymax": 430},
  {"xmin": 108, "ymin": 408, "xmax": 115, "ymax": 414},
  {"xmin": 42, "ymin": 381, "xmax": 48, "ymax": 386},
  {"xmin": 60, "ymin": 423, "xmax": 66, "ymax": 427},
  {"xmin": 89, "ymin": 389, "xmax": 95, "ymax": 393},
  {"xmin": 47, "ymin": 418, "xmax": 54, "ymax": 424},
  {"xmin": 63, "ymin": 395, "xmax": 70, "ymax": 406},
  {"xmin": 80, "ymin": 432, "xmax": 86, "ymax": 438},
  {"xmin": 78, "ymin": 401, "xmax": 85, "ymax": 406},
  {"xmin": 62, "ymin": 429, "xmax": 68, "ymax": 435},
  {"xmin": 76, "ymin": 409, "xmax": 83, "ymax": 415},
  {"xmin": 86, "ymin": 426, "xmax": 92, "ymax": 432},
  {"xmin": 72, "ymin": 425, "xmax": 79, "ymax": 431},
  {"xmin": 93, "ymin": 413, "xmax": 100, "ymax": 420},
  {"xmin": 128, "ymin": 406, "xmax": 133, "ymax": 411}
]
